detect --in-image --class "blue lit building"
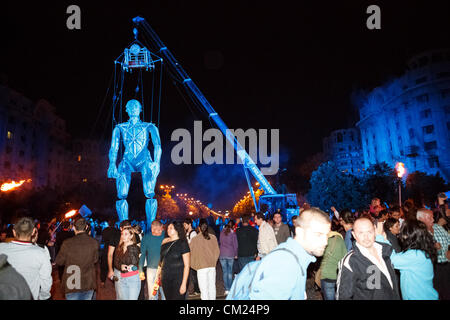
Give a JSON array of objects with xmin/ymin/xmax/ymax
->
[
  {"xmin": 323, "ymin": 128, "xmax": 365, "ymax": 175},
  {"xmin": 356, "ymin": 49, "xmax": 450, "ymax": 181}
]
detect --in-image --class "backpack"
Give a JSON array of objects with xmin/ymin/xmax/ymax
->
[{"xmin": 226, "ymin": 248, "xmax": 304, "ymax": 300}]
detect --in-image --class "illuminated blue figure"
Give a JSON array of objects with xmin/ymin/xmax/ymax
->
[{"xmin": 107, "ymin": 99, "xmax": 162, "ymax": 227}]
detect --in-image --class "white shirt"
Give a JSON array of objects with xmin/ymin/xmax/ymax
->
[
  {"xmin": 0, "ymin": 241, "xmax": 53, "ymax": 300},
  {"xmin": 355, "ymin": 242, "xmax": 393, "ymax": 289}
]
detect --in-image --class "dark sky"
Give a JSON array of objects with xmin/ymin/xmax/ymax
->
[{"xmin": 1, "ymin": 1, "xmax": 450, "ymax": 210}]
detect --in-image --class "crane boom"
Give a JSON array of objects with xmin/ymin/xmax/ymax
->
[{"xmin": 132, "ymin": 16, "xmax": 277, "ymax": 197}]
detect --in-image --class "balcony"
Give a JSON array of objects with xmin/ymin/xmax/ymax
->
[{"xmin": 405, "ymin": 145, "xmax": 419, "ymax": 157}]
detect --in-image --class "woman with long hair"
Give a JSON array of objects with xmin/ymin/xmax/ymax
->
[
  {"xmin": 159, "ymin": 221, "xmax": 190, "ymax": 300},
  {"xmin": 376, "ymin": 219, "xmax": 438, "ymax": 300},
  {"xmin": 219, "ymin": 219, "xmax": 238, "ymax": 295},
  {"xmin": 189, "ymin": 219, "xmax": 220, "ymax": 300},
  {"xmin": 113, "ymin": 227, "xmax": 141, "ymax": 300}
]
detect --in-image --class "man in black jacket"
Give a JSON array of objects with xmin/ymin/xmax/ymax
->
[
  {"xmin": 336, "ymin": 217, "xmax": 400, "ymax": 300},
  {"xmin": 236, "ymin": 214, "xmax": 258, "ymax": 273}
]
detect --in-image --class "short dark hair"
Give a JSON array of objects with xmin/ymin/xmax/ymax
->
[
  {"xmin": 255, "ymin": 212, "xmax": 265, "ymax": 220},
  {"xmin": 74, "ymin": 217, "xmax": 87, "ymax": 232},
  {"xmin": 383, "ymin": 217, "xmax": 398, "ymax": 233},
  {"xmin": 241, "ymin": 214, "xmax": 251, "ymax": 224},
  {"xmin": 119, "ymin": 220, "xmax": 131, "ymax": 229},
  {"xmin": 340, "ymin": 209, "xmax": 355, "ymax": 225},
  {"xmin": 183, "ymin": 218, "xmax": 193, "ymax": 226}
]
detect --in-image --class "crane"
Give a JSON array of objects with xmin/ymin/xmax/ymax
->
[{"xmin": 130, "ymin": 16, "xmax": 299, "ymax": 221}]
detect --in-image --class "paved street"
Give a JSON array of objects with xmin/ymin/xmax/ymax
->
[{"xmin": 50, "ymin": 262, "xmax": 322, "ymax": 300}]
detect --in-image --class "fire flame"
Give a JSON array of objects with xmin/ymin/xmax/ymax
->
[
  {"xmin": 1, "ymin": 179, "xmax": 32, "ymax": 192},
  {"xmin": 396, "ymin": 162, "xmax": 406, "ymax": 178},
  {"xmin": 65, "ymin": 210, "xmax": 78, "ymax": 219}
]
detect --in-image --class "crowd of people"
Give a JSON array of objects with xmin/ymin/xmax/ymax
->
[{"xmin": 0, "ymin": 192, "xmax": 449, "ymax": 300}]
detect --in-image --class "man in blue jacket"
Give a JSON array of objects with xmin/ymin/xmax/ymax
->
[{"xmin": 249, "ymin": 208, "xmax": 331, "ymax": 299}]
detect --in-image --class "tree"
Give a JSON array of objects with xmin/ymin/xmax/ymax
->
[
  {"xmin": 405, "ymin": 171, "xmax": 448, "ymax": 207},
  {"xmin": 360, "ymin": 162, "xmax": 398, "ymax": 206},
  {"xmin": 307, "ymin": 161, "xmax": 365, "ymax": 211}
]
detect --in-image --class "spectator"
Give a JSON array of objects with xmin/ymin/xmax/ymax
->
[
  {"xmin": 0, "ymin": 253, "xmax": 33, "ymax": 300},
  {"xmin": 246, "ymin": 208, "xmax": 331, "ymax": 299},
  {"xmin": 139, "ymin": 220, "xmax": 165, "ymax": 300},
  {"xmin": 236, "ymin": 214, "xmax": 258, "ymax": 272},
  {"xmin": 390, "ymin": 205, "xmax": 405, "ymax": 227},
  {"xmin": 219, "ymin": 220, "xmax": 238, "ymax": 295},
  {"xmin": 272, "ymin": 212, "xmax": 291, "ymax": 245},
  {"xmin": 289, "ymin": 215, "xmax": 298, "ymax": 237},
  {"xmin": 55, "ymin": 217, "xmax": 99, "ymax": 300},
  {"xmin": 190, "ymin": 219, "xmax": 220, "ymax": 300},
  {"xmin": 317, "ymin": 230, "xmax": 347, "ymax": 300},
  {"xmin": 417, "ymin": 208, "xmax": 449, "ymax": 300},
  {"xmin": 56, "ymin": 221, "xmax": 74, "ymax": 281},
  {"xmin": 183, "ymin": 218, "xmax": 200, "ymax": 296},
  {"xmin": 36, "ymin": 223, "xmax": 50, "ymax": 249},
  {"xmin": 336, "ymin": 217, "xmax": 400, "ymax": 300},
  {"xmin": 338, "ymin": 209, "xmax": 355, "ymax": 251},
  {"xmin": 0, "ymin": 217, "xmax": 52, "ymax": 300},
  {"xmin": 376, "ymin": 219, "xmax": 438, "ymax": 300},
  {"xmin": 183, "ymin": 218, "xmax": 197, "ymax": 244},
  {"xmin": 100, "ymin": 219, "xmax": 117, "ymax": 287},
  {"xmin": 107, "ymin": 220, "xmax": 131, "ymax": 283},
  {"xmin": 113, "ymin": 226, "xmax": 141, "ymax": 300},
  {"xmin": 254, "ymin": 212, "xmax": 278, "ymax": 259},
  {"xmin": 159, "ymin": 221, "xmax": 190, "ymax": 300},
  {"xmin": 383, "ymin": 218, "xmax": 401, "ymax": 253}
]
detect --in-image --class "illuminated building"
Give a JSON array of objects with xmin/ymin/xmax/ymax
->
[
  {"xmin": 356, "ymin": 49, "xmax": 450, "ymax": 181},
  {"xmin": 323, "ymin": 128, "xmax": 365, "ymax": 175}
]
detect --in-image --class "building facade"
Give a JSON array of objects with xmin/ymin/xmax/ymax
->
[
  {"xmin": 0, "ymin": 85, "xmax": 71, "ymax": 189},
  {"xmin": 356, "ymin": 49, "xmax": 450, "ymax": 181},
  {"xmin": 323, "ymin": 128, "xmax": 365, "ymax": 175}
]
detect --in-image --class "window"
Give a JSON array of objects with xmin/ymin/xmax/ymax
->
[
  {"xmin": 424, "ymin": 141, "xmax": 437, "ymax": 151},
  {"xmin": 409, "ymin": 128, "xmax": 415, "ymax": 139},
  {"xmin": 442, "ymin": 88, "xmax": 450, "ymax": 99},
  {"xmin": 437, "ymin": 72, "xmax": 450, "ymax": 79},
  {"xmin": 77, "ymin": 155, "xmax": 82, "ymax": 162},
  {"xmin": 420, "ymin": 109, "xmax": 432, "ymax": 119},
  {"xmin": 416, "ymin": 94, "xmax": 429, "ymax": 103},
  {"xmin": 20, "ymin": 135, "xmax": 26, "ymax": 143},
  {"xmin": 7, "ymin": 131, "xmax": 13, "ymax": 139},
  {"xmin": 445, "ymin": 105, "xmax": 450, "ymax": 114},
  {"xmin": 428, "ymin": 156, "xmax": 439, "ymax": 168},
  {"xmin": 432, "ymin": 53, "xmax": 443, "ymax": 63},
  {"xmin": 6, "ymin": 146, "xmax": 12, "ymax": 154},
  {"xmin": 422, "ymin": 125, "xmax": 434, "ymax": 134},
  {"xmin": 83, "ymin": 178, "xmax": 88, "ymax": 183},
  {"xmin": 415, "ymin": 76, "xmax": 427, "ymax": 85}
]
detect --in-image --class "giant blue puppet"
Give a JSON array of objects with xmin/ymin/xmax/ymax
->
[{"xmin": 107, "ymin": 99, "xmax": 162, "ymax": 227}]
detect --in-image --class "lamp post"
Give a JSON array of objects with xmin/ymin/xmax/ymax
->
[{"xmin": 395, "ymin": 162, "xmax": 406, "ymax": 206}]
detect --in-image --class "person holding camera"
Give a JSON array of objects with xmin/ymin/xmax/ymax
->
[{"xmin": 112, "ymin": 226, "xmax": 141, "ymax": 300}]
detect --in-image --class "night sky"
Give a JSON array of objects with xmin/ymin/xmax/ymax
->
[{"xmin": 1, "ymin": 1, "xmax": 450, "ymax": 210}]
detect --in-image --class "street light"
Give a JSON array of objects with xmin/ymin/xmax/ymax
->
[{"xmin": 395, "ymin": 162, "xmax": 406, "ymax": 206}]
